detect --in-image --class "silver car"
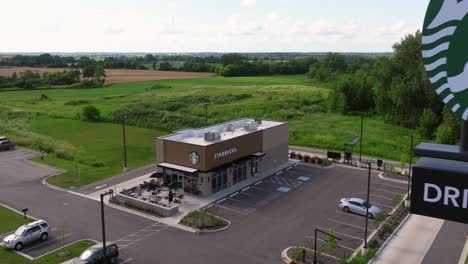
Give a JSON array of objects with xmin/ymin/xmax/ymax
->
[
  {"xmin": 2, "ymin": 220, "xmax": 49, "ymax": 250},
  {"xmin": 339, "ymin": 197, "xmax": 382, "ymax": 218}
]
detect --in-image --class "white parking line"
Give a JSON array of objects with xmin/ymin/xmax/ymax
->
[
  {"xmin": 372, "ymin": 202, "xmax": 393, "ymax": 209},
  {"xmin": 254, "ymin": 181, "xmax": 263, "ymax": 185},
  {"xmin": 205, "ymin": 204, "xmax": 213, "ymax": 209},
  {"xmin": 215, "ymin": 204, "xmax": 248, "ymax": 215},
  {"xmin": 120, "ymin": 258, "xmax": 133, "ymax": 264},
  {"xmin": 370, "ymin": 187, "xmax": 404, "ymax": 196},
  {"xmin": 328, "ymin": 219, "xmax": 366, "ymax": 230},
  {"xmin": 359, "ymin": 192, "xmax": 393, "ymax": 201},
  {"xmin": 229, "ymin": 192, "xmax": 239, "ymax": 198},
  {"xmin": 217, "ymin": 198, "xmax": 227, "ymax": 204},
  {"xmin": 95, "ymin": 184, "xmax": 107, "ymax": 189},
  {"xmin": 335, "ymin": 210, "xmax": 372, "ymax": 221},
  {"xmin": 317, "ymin": 227, "xmax": 364, "ymax": 241},
  {"xmin": 373, "ymin": 181, "xmax": 407, "ymax": 190},
  {"xmin": 306, "ymin": 236, "xmax": 355, "ymax": 251},
  {"xmin": 275, "ymin": 171, "xmax": 283, "ymax": 175},
  {"xmin": 119, "ymin": 226, "xmax": 170, "ymax": 249},
  {"xmin": 22, "ymin": 233, "xmax": 72, "ymax": 252},
  {"xmin": 241, "ymin": 187, "xmax": 250, "ymax": 192}
]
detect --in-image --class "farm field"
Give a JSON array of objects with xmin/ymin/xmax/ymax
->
[
  {"xmin": 0, "ymin": 74, "xmax": 417, "ymax": 189},
  {"xmin": 0, "ymin": 67, "xmax": 215, "ymax": 84}
]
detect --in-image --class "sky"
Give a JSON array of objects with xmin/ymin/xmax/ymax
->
[{"xmin": 0, "ymin": 0, "xmax": 430, "ymax": 53}]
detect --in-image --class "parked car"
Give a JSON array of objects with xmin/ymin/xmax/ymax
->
[
  {"xmin": 339, "ymin": 197, "xmax": 382, "ymax": 218},
  {"xmin": 74, "ymin": 242, "xmax": 119, "ymax": 264},
  {"xmin": 0, "ymin": 137, "xmax": 15, "ymax": 151},
  {"xmin": 2, "ymin": 220, "xmax": 49, "ymax": 250}
]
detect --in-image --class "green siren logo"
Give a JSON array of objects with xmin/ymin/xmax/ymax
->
[
  {"xmin": 422, "ymin": 0, "xmax": 468, "ymax": 120},
  {"xmin": 189, "ymin": 151, "xmax": 199, "ymax": 165}
]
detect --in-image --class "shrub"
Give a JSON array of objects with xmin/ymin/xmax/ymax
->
[
  {"xmin": 80, "ymin": 78, "xmax": 104, "ymax": 88},
  {"xmin": 321, "ymin": 157, "xmax": 332, "ymax": 166},
  {"xmin": 82, "ymin": 105, "xmax": 101, "ymax": 122},
  {"xmin": 368, "ymin": 239, "xmax": 379, "ymax": 249},
  {"xmin": 289, "ymin": 151, "xmax": 296, "ymax": 159},
  {"xmin": 303, "ymin": 155, "xmax": 311, "ymax": 162},
  {"xmin": 392, "ymin": 195, "xmax": 403, "ymax": 206},
  {"xmin": 296, "ymin": 154, "xmax": 303, "ymax": 160},
  {"xmin": 290, "ymin": 247, "xmax": 303, "ymax": 261}
]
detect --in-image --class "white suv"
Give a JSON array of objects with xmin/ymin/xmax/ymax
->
[{"xmin": 2, "ymin": 220, "xmax": 49, "ymax": 250}]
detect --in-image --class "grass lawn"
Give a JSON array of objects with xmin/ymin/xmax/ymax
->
[
  {"xmin": 29, "ymin": 118, "xmax": 167, "ymax": 188},
  {"xmin": 0, "ymin": 205, "xmax": 34, "ymax": 235},
  {"xmin": 0, "ymin": 240, "xmax": 95, "ymax": 264},
  {"xmin": 0, "ymin": 74, "xmax": 420, "ymax": 189}
]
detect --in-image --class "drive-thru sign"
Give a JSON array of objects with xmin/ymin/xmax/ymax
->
[
  {"xmin": 411, "ymin": 158, "xmax": 468, "ymax": 223},
  {"xmin": 411, "ymin": 0, "xmax": 468, "ymax": 224}
]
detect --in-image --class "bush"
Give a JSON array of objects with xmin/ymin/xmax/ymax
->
[
  {"xmin": 321, "ymin": 157, "xmax": 332, "ymax": 166},
  {"xmin": 289, "ymin": 152, "xmax": 297, "ymax": 159},
  {"xmin": 80, "ymin": 78, "xmax": 104, "ymax": 88},
  {"xmin": 296, "ymin": 154, "xmax": 303, "ymax": 160},
  {"xmin": 290, "ymin": 247, "xmax": 303, "ymax": 261},
  {"xmin": 303, "ymin": 155, "xmax": 311, "ymax": 162},
  {"xmin": 82, "ymin": 105, "xmax": 101, "ymax": 122}
]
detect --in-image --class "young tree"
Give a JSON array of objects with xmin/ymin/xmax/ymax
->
[
  {"xmin": 417, "ymin": 108, "xmax": 439, "ymax": 140},
  {"xmin": 82, "ymin": 106, "xmax": 101, "ymax": 122}
]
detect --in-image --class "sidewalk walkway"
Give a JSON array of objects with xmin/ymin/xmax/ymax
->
[{"xmin": 371, "ymin": 214, "xmax": 444, "ymax": 264}]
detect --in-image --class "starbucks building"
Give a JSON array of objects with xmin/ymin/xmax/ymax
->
[{"xmin": 156, "ymin": 119, "xmax": 289, "ymax": 196}]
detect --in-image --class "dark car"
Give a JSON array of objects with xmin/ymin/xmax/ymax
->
[
  {"xmin": 0, "ymin": 139, "xmax": 15, "ymax": 151},
  {"xmin": 74, "ymin": 242, "xmax": 119, "ymax": 264}
]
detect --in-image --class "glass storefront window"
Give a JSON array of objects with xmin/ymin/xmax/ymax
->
[
  {"xmin": 233, "ymin": 161, "xmax": 247, "ymax": 185},
  {"xmin": 212, "ymin": 168, "xmax": 227, "ymax": 194}
]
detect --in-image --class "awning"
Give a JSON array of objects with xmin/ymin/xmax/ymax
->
[
  {"xmin": 252, "ymin": 152, "xmax": 265, "ymax": 157},
  {"xmin": 158, "ymin": 162, "xmax": 198, "ymax": 173}
]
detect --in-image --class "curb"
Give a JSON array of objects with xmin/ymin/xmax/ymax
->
[
  {"xmin": 281, "ymin": 247, "xmax": 294, "ymax": 263},
  {"xmin": 23, "ymin": 158, "xmax": 66, "ymax": 174},
  {"xmin": 106, "ymin": 202, "xmax": 199, "ymax": 233},
  {"xmin": 378, "ymin": 172, "xmax": 407, "ymax": 184},
  {"xmin": 196, "ymin": 213, "xmax": 232, "ymax": 234},
  {"xmin": 72, "ymin": 163, "xmax": 157, "ymax": 191},
  {"xmin": 0, "ymin": 202, "xmax": 38, "ymax": 221},
  {"xmin": 458, "ymin": 235, "xmax": 468, "ymax": 264}
]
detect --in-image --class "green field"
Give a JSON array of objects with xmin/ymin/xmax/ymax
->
[
  {"xmin": 0, "ymin": 205, "xmax": 34, "ymax": 234},
  {"xmin": 0, "ymin": 74, "xmax": 418, "ymax": 189},
  {"xmin": 29, "ymin": 118, "xmax": 166, "ymax": 188}
]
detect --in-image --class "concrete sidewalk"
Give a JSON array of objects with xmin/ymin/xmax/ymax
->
[{"xmin": 371, "ymin": 214, "xmax": 444, "ymax": 264}]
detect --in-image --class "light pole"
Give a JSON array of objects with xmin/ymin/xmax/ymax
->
[
  {"xmin": 122, "ymin": 116, "xmax": 127, "ymax": 172},
  {"xmin": 359, "ymin": 112, "xmax": 364, "ymax": 162},
  {"xmin": 313, "ymin": 228, "xmax": 341, "ymax": 264},
  {"xmin": 363, "ymin": 162, "xmax": 371, "ymax": 254},
  {"xmin": 100, "ymin": 189, "xmax": 114, "ymax": 264},
  {"xmin": 406, "ymin": 135, "xmax": 414, "ymax": 201}
]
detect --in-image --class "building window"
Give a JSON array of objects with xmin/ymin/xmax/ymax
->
[
  {"xmin": 212, "ymin": 169, "xmax": 228, "ymax": 193},
  {"xmin": 232, "ymin": 161, "xmax": 247, "ymax": 185}
]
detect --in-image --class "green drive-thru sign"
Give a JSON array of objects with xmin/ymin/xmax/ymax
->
[{"xmin": 422, "ymin": 0, "xmax": 468, "ymax": 120}]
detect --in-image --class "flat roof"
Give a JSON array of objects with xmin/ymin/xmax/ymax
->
[{"xmin": 159, "ymin": 118, "xmax": 286, "ymax": 146}]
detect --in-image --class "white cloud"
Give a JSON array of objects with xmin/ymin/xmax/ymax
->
[{"xmin": 240, "ymin": 0, "xmax": 257, "ymax": 8}]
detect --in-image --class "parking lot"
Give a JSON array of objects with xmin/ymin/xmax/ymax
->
[{"xmin": 207, "ymin": 163, "xmax": 408, "ymax": 263}]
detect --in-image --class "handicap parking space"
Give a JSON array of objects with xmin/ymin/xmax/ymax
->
[{"xmin": 211, "ymin": 164, "xmax": 314, "ymax": 220}]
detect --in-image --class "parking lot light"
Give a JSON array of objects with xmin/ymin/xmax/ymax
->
[
  {"xmin": 363, "ymin": 162, "xmax": 371, "ymax": 252},
  {"xmin": 100, "ymin": 189, "xmax": 114, "ymax": 264},
  {"xmin": 406, "ymin": 135, "xmax": 414, "ymax": 205}
]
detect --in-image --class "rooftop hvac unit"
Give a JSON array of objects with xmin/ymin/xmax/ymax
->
[
  {"xmin": 226, "ymin": 124, "xmax": 234, "ymax": 131},
  {"xmin": 204, "ymin": 131, "xmax": 221, "ymax": 142},
  {"xmin": 243, "ymin": 121, "xmax": 257, "ymax": 131}
]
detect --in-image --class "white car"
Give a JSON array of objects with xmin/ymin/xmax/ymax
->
[
  {"xmin": 339, "ymin": 197, "xmax": 382, "ymax": 219},
  {"xmin": 2, "ymin": 220, "xmax": 49, "ymax": 250}
]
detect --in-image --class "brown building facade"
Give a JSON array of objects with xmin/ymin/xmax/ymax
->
[{"xmin": 156, "ymin": 119, "xmax": 289, "ymax": 196}]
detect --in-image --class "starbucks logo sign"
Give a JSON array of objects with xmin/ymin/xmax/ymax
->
[
  {"xmin": 189, "ymin": 151, "xmax": 199, "ymax": 164},
  {"xmin": 423, "ymin": 0, "xmax": 468, "ymax": 120}
]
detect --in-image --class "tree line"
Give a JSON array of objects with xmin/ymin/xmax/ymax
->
[
  {"xmin": 319, "ymin": 31, "xmax": 460, "ymax": 145},
  {"xmin": 0, "ymin": 65, "xmax": 106, "ymax": 89}
]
